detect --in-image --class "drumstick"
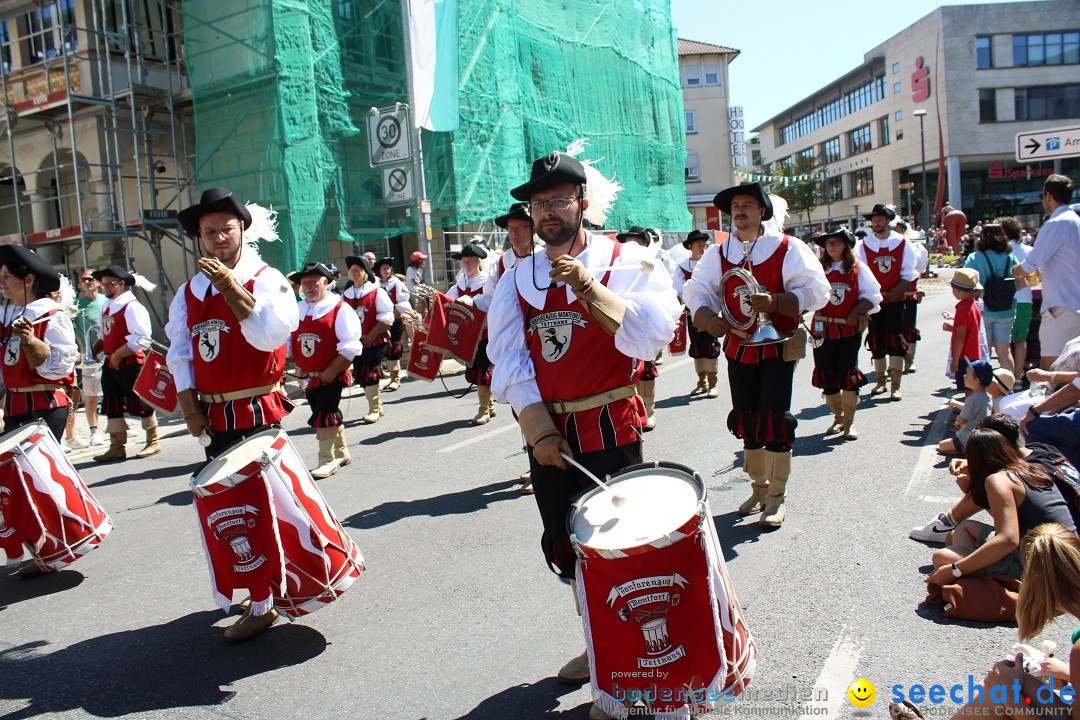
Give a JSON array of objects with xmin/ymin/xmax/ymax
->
[
  {"xmin": 198, "ymin": 431, "xmax": 212, "ymax": 448},
  {"xmin": 559, "ymin": 452, "xmax": 628, "ymax": 506},
  {"xmin": 587, "ymin": 260, "xmax": 655, "ymax": 275}
]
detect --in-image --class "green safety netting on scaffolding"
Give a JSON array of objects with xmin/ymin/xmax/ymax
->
[{"xmin": 182, "ymin": 0, "xmax": 690, "ymax": 270}]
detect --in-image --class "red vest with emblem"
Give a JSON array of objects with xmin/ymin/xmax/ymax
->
[
  {"xmin": 517, "ymin": 242, "xmax": 642, "ymax": 454},
  {"xmin": 2, "ymin": 309, "xmax": 74, "ymax": 415},
  {"xmin": 864, "ymin": 238, "xmax": 905, "ymax": 303},
  {"xmin": 720, "ymin": 236, "xmax": 798, "ymax": 363},
  {"xmin": 185, "ymin": 268, "xmax": 289, "ymax": 431},
  {"xmin": 293, "ymin": 299, "xmax": 344, "ymax": 375},
  {"xmin": 815, "ymin": 265, "xmax": 859, "ymax": 340},
  {"xmin": 343, "ymin": 288, "xmax": 387, "ymax": 347},
  {"xmin": 102, "ymin": 299, "xmax": 146, "ymax": 363}
]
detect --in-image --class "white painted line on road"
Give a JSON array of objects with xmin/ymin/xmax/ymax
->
[
  {"xmin": 659, "ymin": 356, "xmax": 694, "ymax": 372},
  {"xmin": 905, "ymin": 405, "xmax": 953, "ymax": 501},
  {"xmin": 812, "ymin": 625, "xmax": 863, "ymax": 718},
  {"xmin": 438, "ymin": 422, "xmax": 519, "ymax": 453},
  {"xmin": 922, "ymin": 495, "xmax": 962, "ymax": 504}
]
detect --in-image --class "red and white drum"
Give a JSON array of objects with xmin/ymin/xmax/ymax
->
[
  {"xmin": 190, "ymin": 429, "xmax": 364, "ymax": 618},
  {"xmin": 0, "ymin": 421, "xmax": 112, "ymax": 572},
  {"xmin": 571, "ymin": 462, "xmax": 756, "ymax": 717},
  {"xmin": 134, "ymin": 350, "xmax": 178, "ymax": 416}
]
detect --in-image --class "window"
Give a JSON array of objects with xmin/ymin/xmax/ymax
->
[
  {"xmin": 799, "ymin": 148, "xmax": 815, "ymax": 165},
  {"xmin": 777, "ymin": 76, "xmax": 886, "ymax": 145},
  {"xmin": 896, "ymin": 129, "xmax": 904, "ymax": 141},
  {"xmin": 685, "ymin": 153, "xmax": 700, "ymax": 182},
  {"xmin": 336, "ymin": 1, "xmax": 403, "ymax": 76},
  {"xmin": 879, "ymin": 115, "xmax": 890, "ymax": 146},
  {"xmin": 685, "ymin": 110, "xmax": 697, "ymax": 134},
  {"xmin": 23, "ymin": 0, "xmax": 77, "ymax": 64},
  {"xmin": 849, "ymin": 124, "xmax": 872, "ymax": 155},
  {"xmin": 892, "ymin": 62, "xmax": 901, "ymax": 74},
  {"xmin": 1013, "ymin": 32, "xmax": 1080, "ymax": 67},
  {"xmin": 976, "ymin": 36, "xmax": 993, "ymax": 69},
  {"xmin": 704, "ymin": 63, "xmax": 719, "ymax": 85},
  {"xmin": 895, "ymin": 110, "xmax": 903, "ymax": 122},
  {"xmin": 104, "ymin": 0, "xmax": 180, "ymax": 61},
  {"xmin": 684, "ymin": 63, "xmax": 701, "ymax": 87},
  {"xmin": 826, "ymin": 176, "xmax": 843, "ymax": 202},
  {"xmin": 979, "ymin": 89, "xmax": 997, "ymax": 122},
  {"xmin": 0, "ymin": 21, "xmax": 10, "ymax": 74},
  {"xmin": 893, "ymin": 82, "xmax": 901, "ymax": 95},
  {"xmin": 1015, "ymin": 84, "xmax": 1080, "ymax": 121},
  {"xmin": 822, "ymin": 136, "xmax": 841, "ymax": 164},
  {"xmin": 851, "ymin": 168, "xmax": 874, "ymax": 197}
]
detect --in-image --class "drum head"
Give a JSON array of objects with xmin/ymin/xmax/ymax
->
[
  {"xmin": 570, "ymin": 462, "xmax": 704, "ymax": 552},
  {"xmin": 190, "ymin": 429, "xmax": 284, "ymax": 492},
  {"xmin": 0, "ymin": 421, "xmax": 48, "ymax": 455}
]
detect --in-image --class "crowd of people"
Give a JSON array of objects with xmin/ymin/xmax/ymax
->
[{"xmin": 2, "ymin": 162, "xmax": 1079, "ymax": 717}]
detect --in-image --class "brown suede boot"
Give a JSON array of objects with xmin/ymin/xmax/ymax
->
[
  {"xmin": 93, "ymin": 432, "xmax": 127, "ymax": 463},
  {"xmin": 824, "ymin": 393, "xmax": 843, "ymax": 434},
  {"xmin": 841, "ymin": 390, "xmax": 860, "ymax": 439},
  {"xmin": 473, "ymin": 386, "xmax": 493, "ymax": 425},
  {"xmin": 760, "ymin": 450, "xmax": 791, "ymax": 527},
  {"xmin": 871, "ymin": 358, "xmax": 887, "ymax": 395},
  {"xmin": 135, "ymin": 425, "xmax": 161, "ymax": 458},
  {"xmin": 737, "ymin": 447, "xmax": 769, "ymax": 515}
]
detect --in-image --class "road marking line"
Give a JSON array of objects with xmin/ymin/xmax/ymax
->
[
  {"xmin": 905, "ymin": 405, "xmax": 953, "ymax": 501},
  {"xmin": 812, "ymin": 625, "xmax": 863, "ymax": 718},
  {"xmin": 438, "ymin": 422, "xmax": 519, "ymax": 453}
]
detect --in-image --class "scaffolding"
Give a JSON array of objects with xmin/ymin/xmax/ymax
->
[{"xmin": 0, "ymin": 0, "xmax": 195, "ymax": 326}]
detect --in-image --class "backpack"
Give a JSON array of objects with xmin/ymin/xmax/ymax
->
[
  {"xmin": 980, "ymin": 251, "xmax": 1016, "ymax": 312},
  {"xmin": 1028, "ymin": 442, "xmax": 1080, "ymax": 532}
]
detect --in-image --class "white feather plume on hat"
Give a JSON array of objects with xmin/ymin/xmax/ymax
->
[
  {"xmin": 241, "ymin": 203, "xmax": 280, "ymax": 259},
  {"xmin": 563, "ymin": 139, "xmax": 623, "ymax": 226},
  {"xmin": 763, "ymin": 194, "xmax": 789, "ymax": 235},
  {"xmin": 57, "ymin": 274, "xmax": 75, "ymax": 308},
  {"xmin": 132, "ymin": 273, "xmax": 157, "ymax": 293}
]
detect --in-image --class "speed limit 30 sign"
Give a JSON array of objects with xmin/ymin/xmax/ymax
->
[{"xmin": 367, "ymin": 105, "xmax": 413, "ymax": 167}]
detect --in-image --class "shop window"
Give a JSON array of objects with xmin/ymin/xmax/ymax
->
[{"xmin": 979, "ymin": 89, "xmax": 997, "ymax": 123}]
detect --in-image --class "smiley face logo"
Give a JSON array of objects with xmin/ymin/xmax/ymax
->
[{"xmin": 847, "ymin": 678, "xmax": 876, "ymax": 708}]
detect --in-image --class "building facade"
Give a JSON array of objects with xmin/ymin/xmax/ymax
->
[
  {"xmin": 679, "ymin": 39, "xmax": 740, "ymax": 232},
  {"xmin": 754, "ymin": 0, "xmax": 1080, "ymax": 233}
]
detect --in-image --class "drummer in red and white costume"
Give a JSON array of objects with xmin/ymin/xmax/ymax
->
[
  {"xmin": 90, "ymin": 266, "xmax": 160, "ymax": 463},
  {"xmin": 446, "ymin": 241, "xmax": 494, "ymax": 425},
  {"xmin": 289, "ymin": 261, "xmax": 362, "ymax": 479},
  {"xmin": 488, "ymin": 151, "xmax": 679, "ymax": 707},
  {"xmin": 167, "ymin": 187, "xmax": 299, "ymax": 642},
  {"xmin": 0, "ymin": 245, "xmax": 77, "ymax": 444},
  {"xmin": 342, "ymin": 255, "xmax": 392, "ymax": 424},
  {"xmin": 684, "ymin": 182, "xmax": 828, "ymax": 528},
  {"xmin": 809, "ymin": 228, "xmax": 881, "ymax": 441},
  {"xmin": 674, "ymin": 229, "xmax": 721, "ymax": 398},
  {"xmin": 374, "ymin": 257, "xmax": 416, "ymax": 392},
  {"xmin": 855, "ymin": 203, "xmax": 917, "ymax": 400}
]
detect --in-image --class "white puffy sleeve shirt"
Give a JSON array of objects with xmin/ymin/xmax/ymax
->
[{"xmin": 21, "ymin": 299, "xmax": 78, "ymax": 380}]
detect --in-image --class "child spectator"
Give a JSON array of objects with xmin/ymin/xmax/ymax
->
[
  {"xmin": 942, "ymin": 268, "xmax": 985, "ymax": 393},
  {"xmin": 938, "ymin": 358, "xmax": 993, "ymax": 455}
]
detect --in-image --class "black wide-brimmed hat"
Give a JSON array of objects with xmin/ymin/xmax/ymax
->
[
  {"xmin": 451, "ymin": 243, "xmax": 488, "ymax": 260},
  {"xmin": 510, "ymin": 152, "xmax": 588, "ymax": 201},
  {"xmin": 862, "ymin": 203, "xmax": 897, "ymax": 220},
  {"xmin": 812, "ymin": 228, "xmax": 856, "ymax": 249},
  {"xmin": 345, "ymin": 255, "xmax": 375, "ymax": 283},
  {"xmin": 682, "ymin": 229, "xmax": 710, "ymax": 249},
  {"xmin": 296, "ymin": 261, "xmax": 334, "ymax": 282},
  {"xmin": 0, "ymin": 245, "xmax": 60, "ymax": 293},
  {"xmin": 373, "ymin": 257, "xmax": 395, "ymax": 273},
  {"xmin": 854, "ymin": 228, "xmax": 868, "ymax": 238},
  {"xmin": 178, "ymin": 187, "xmax": 252, "ymax": 238},
  {"xmin": 712, "ymin": 181, "xmax": 774, "ymax": 221},
  {"xmin": 494, "ymin": 202, "xmax": 531, "ymax": 229},
  {"xmin": 92, "ymin": 265, "xmax": 135, "ymax": 286},
  {"xmin": 615, "ymin": 226, "xmax": 649, "ymax": 244}
]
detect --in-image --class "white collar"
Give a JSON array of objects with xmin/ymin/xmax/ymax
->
[
  {"xmin": 299, "ymin": 293, "xmax": 341, "ymax": 319},
  {"xmin": 515, "ymin": 232, "xmax": 618, "ymax": 310}
]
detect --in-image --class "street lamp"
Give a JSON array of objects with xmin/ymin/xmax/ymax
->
[{"xmin": 913, "ymin": 109, "xmax": 928, "ymax": 228}]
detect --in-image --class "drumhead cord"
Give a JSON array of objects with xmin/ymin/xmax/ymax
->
[{"xmin": 437, "ymin": 365, "xmax": 474, "ymax": 400}]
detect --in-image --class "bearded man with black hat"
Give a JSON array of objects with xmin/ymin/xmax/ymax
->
[
  {"xmin": 447, "ymin": 240, "xmax": 495, "ymax": 424},
  {"xmin": 0, "ymin": 245, "xmax": 78, "ymax": 443},
  {"xmin": 342, "ymin": 254, "xmax": 393, "ymax": 424},
  {"xmin": 487, "ymin": 150, "xmax": 680, "ymax": 707},
  {"xmin": 674, "ymin": 229, "xmax": 721, "ymax": 398},
  {"xmin": 90, "ymin": 265, "xmax": 160, "ymax": 462},
  {"xmin": 683, "ymin": 181, "xmax": 828, "ymax": 528},
  {"xmin": 289, "ymin": 261, "xmax": 362, "ymax": 478},
  {"xmin": 854, "ymin": 203, "xmax": 918, "ymax": 400},
  {"xmin": 167, "ymin": 187, "xmax": 299, "ymax": 642}
]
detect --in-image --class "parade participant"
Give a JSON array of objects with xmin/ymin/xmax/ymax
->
[
  {"xmin": 0, "ymin": 245, "xmax": 78, "ymax": 443},
  {"xmin": 290, "ymin": 261, "xmax": 362, "ymax": 478},
  {"xmin": 809, "ymin": 228, "xmax": 881, "ymax": 440},
  {"xmin": 167, "ymin": 187, "xmax": 298, "ymax": 642},
  {"xmin": 406, "ymin": 250, "xmax": 429, "ymax": 316},
  {"xmin": 684, "ymin": 182, "xmax": 828, "ymax": 528},
  {"xmin": 70, "ymin": 268, "xmax": 106, "ymax": 447},
  {"xmin": 327, "ymin": 263, "xmax": 342, "ymax": 295},
  {"xmin": 446, "ymin": 241, "xmax": 494, "ymax": 425},
  {"xmin": 896, "ymin": 220, "xmax": 928, "ymax": 374},
  {"xmin": 342, "ymin": 255, "xmax": 392, "ymax": 424},
  {"xmin": 855, "ymin": 203, "xmax": 917, "ymax": 400},
  {"xmin": 375, "ymin": 257, "xmax": 414, "ymax": 391},
  {"xmin": 90, "ymin": 266, "xmax": 160, "ymax": 462},
  {"xmin": 483, "ymin": 202, "xmax": 537, "ymax": 492},
  {"xmin": 674, "ymin": 229, "xmax": 720, "ymax": 398},
  {"xmin": 615, "ymin": 225, "xmax": 662, "ymax": 429},
  {"xmin": 487, "ymin": 151, "xmax": 679, "ymax": 708}
]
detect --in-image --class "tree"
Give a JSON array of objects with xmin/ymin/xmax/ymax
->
[{"xmin": 770, "ymin": 154, "xmax": 822, "ymax": 229}]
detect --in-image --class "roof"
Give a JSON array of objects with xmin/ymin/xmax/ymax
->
[{"xmin": 677, "ymin": 39, "xmax": 740, "ymax": 58}]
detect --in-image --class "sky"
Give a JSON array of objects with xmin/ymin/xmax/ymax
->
[{"xmin": 669, "ymin": 0, "xmax": 1028, "ymax": 132}]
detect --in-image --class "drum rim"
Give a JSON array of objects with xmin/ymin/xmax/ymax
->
[
  {"xmin": 189, "ymin": 428, "xmax": 285, "ymax": 492},
  {"xmin": 567, "ymin": 460, "xmax": 705, "ymax": 550},
  {"xmin": 0, "ymin": 419, "xmax": 50, "ymax": 455}
]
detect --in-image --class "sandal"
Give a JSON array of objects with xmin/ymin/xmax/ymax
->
[{"xmin": 889, "ymin": 700, "xmax": 925, "ymax": 719}]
